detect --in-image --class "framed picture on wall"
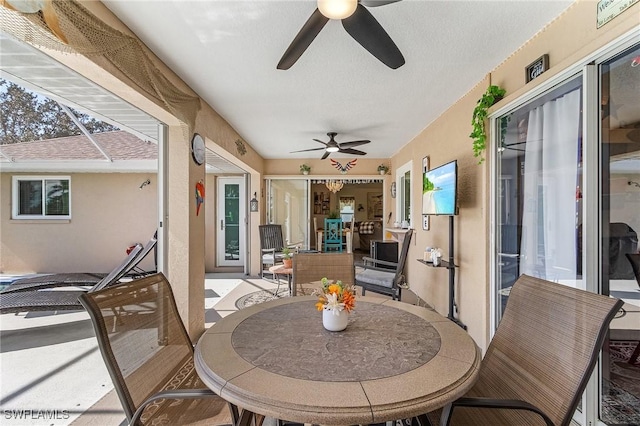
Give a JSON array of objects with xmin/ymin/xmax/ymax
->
[
  {"xmin": 367, "ymin": 192, "xmax": 383, "ymax": 220},
  {"xmin": 422, "ymin": 156, "xmax": 430, "ymax": 230}
]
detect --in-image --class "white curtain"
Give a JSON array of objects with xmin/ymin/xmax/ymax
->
[{"xmin": 520, "ymin": 88, "xmax": 581, "ymax": 282}]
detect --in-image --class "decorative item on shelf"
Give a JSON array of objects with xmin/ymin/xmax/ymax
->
[
  {"xmin": 471, "ymin": 85, "xmax": 506, "ymax": 163},
  {"xmin": 314, "ymin": 277, "xmax": 356, "ymax": 332},
  {"xmin": 300, "ymin": 164, "xmax": 311, "ymax": 175},
  {"xmin": 431, "ymin": 248, "xmax": 442, "ymax": 266},
  {"xmin": 250, "ymin": 192, "xmax": 259, "ymax": 212},
  {"xmin": 326, "ymin": 180, "xmax": 344, "ymax": 193},
  {"xmin": 195, "ymin": 180, "xmax": 205, "ymax": 216},
  {"xmin": 281, "ymin": 247, "xmax": 293, "ymax": 268},
  {"xmin": 377, "ymin": 164, "xmax": 389, "ymax": 175}
]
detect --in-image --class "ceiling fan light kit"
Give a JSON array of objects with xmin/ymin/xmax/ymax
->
[
  {"xmin": 290, "ymin": 132, "xmax": 371, "ymax": 159},
  {"xmin": 318, "ymin": 0, "xmax": 357, "ymax": 19},
  {"xmin": 277, "ymin": 0, "xmax": 404, "ymax": 70}
]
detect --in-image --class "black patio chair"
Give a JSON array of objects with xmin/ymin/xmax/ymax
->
[
  {"xmin": 355, "ymin": 229, "xmax": 413, "ymax": 300},
  {"xmin": 259, "ymin": 224, "xmax": 298, "ymax": 280}
]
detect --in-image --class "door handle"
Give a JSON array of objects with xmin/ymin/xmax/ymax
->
[{"xmin": 221, "ymin": 220, "xmax": 224, "ymax": 230}]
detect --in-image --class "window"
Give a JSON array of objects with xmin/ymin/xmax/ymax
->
[
  {"xmin": 396, "ymin": 161, "xmax": 412, "ymax": 227},
  {"xmin": 12, "ymin": 176, "xmax": 71, "ymax": 219}
]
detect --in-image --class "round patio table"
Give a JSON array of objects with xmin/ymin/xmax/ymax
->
[{"xmin": 195, "ymin": 296, "xmax": 481, "ymax": 426}]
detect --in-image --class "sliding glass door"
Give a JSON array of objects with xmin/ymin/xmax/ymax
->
[
  {"xmin": 495, "ymin": 75, "xmax": 584, "ymax": 321},
  {"xmin": 493, "ymin": 40, "xmax": 640, "ymax": 425},
  {"xmin": 598, "ymin": 44, "xmax": 640, "ymax": 426},
  {"xmin": 267, "ymin": 179, "xmax": 309, "ymax": 249}
]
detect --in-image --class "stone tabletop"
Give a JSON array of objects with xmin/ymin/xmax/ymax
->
[{"xmin": 195, "ymin": 296, "xmax": 481, "ymax": 425}]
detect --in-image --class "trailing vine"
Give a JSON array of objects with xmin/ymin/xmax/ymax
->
[{"xmin": 470, "ymin": 85, "xmax": 506, "ymax": 163}]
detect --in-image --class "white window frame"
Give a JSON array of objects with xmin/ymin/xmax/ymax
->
[
  {"xmin": 395, "ymin": 161, "xmax": 413, "ymax": 227},
  {"xmin": 12, "ymin": 175, "xmax": 71, "ymax": 220}
]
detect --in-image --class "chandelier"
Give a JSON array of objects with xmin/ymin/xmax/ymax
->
[{"xmin": 326, "ymin": 180, "xmax": 344, "ymax": 193}]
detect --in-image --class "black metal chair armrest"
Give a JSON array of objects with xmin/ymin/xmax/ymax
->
[
  {"xmin": 440, "ymin": 397, "xmax": 554, "ymax": 426},
  {"xmin": 361, "ymin": 256, "xmax": 399, "ymax": 269},
  {"xmin": 130, "ymin": 388, "xmax": 220, "ymax": 425}
]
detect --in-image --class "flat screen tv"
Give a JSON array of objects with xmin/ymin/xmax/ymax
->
[{"xmin": 422, "ymin": 160, "xmax": 458, "ymax": 215}]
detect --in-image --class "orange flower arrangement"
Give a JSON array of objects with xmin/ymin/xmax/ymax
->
[{"xmin": 314, "ymin": 278, "xmax": 356, "ymax": 313}]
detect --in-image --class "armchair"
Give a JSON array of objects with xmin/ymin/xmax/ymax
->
[{"xmin": 355, "ymin": 229, "xmax": 412, "ymax": 300}]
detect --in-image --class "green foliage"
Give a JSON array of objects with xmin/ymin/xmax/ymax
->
[
  {"xmin": 300, "ymin": 164, "xmax": 311, "ymax": 172},
  {"xmin": 470, "ymin": 85, "xmax": 506, "ymax": 163},
  {"xmin": 423, "ymin": 175, "xmax": 434, "ymax": 193},
  {"xmin": 377, "ymin": 164, "xmax": 389, "ymax": 173},
  {"xmin": 281, "ymin": 247, "xmax": 292, "ymax": 259},
  {"xmin": 327, "ymin": 210, "xmax": 340, "ymax": 219},
  {"xmin": 0, "ymin": 79, "xmax": 118, "ymax": 144}
]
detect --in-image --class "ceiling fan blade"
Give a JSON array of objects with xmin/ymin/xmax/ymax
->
[
  {"xmin": 342, "ymin": 4, "xmax": 405, "ymax": 69},
  {"xmin": 290, "ymin": 147, "xmax": 326, "ymax": 153},
  {"xmin": 321, "ymin": 150, "xmax": 331, "ymax": 160},
  {"xmin": 360, "ymin": 0, "xmax": 402, "ymax": 7},
  {"xmin": 339, "ymin": 140, "xmax": 370, "ymax": 148},
  {"xmin": 313, "ymin": 139, "xmax": 329, "ymax": 146},
  {"xmin": 338, "ymin": 148, "xmax": 367, "ymax": 155},
  {"xmin": 277, "ymin": 9, "xmax": 329, "ymax": 70}
]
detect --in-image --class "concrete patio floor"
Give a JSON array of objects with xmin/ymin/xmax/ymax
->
[{"xmin": 0, "ymin": 273, "xmax": 282, "ymax": 425}]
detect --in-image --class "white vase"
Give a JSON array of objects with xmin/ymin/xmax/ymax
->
[
  {"xmin": 379, "ymin": 170, "xmax": 385, "ymax": 175},
  {"xmin": 302, "ymin": 170, "xmax": 309, "ymax": 175},
  {"xmin": 322, "ymin": 307, "xmax": 348, "ymax": 331}
]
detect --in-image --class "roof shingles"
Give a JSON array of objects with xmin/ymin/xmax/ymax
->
[{"xmin": 0, "ymin": 131, "xmax": 157, "ymax": 161}]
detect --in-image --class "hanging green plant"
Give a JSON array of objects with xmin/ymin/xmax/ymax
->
[{"xmin": 470, "ymin": 85, "xmax": 506, "ymax": 163}]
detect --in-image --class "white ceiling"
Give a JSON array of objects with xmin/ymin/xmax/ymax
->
[{"xmin": 102, "ymin": 0, "xmax": 574, "ymax": 160}]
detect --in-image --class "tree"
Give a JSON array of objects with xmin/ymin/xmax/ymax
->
[{"xmin": 0, "ymin": 78, "xmax": 118, "ymax": 144}]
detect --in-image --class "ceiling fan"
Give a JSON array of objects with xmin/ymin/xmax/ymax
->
[
  {"xmin": 277, "ymin": 0, "xmax": 404, "ymax": 70},
  {"xmin": 291, "ymin": 132, "xmax": 370, "ymax": 159}
]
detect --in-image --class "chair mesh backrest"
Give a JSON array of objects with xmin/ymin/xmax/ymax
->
[
  {"xmin": 394, "ymin": 229, "xmax": 413, "ymax": 279},
  {"xmin": 478, "ymin": 275, "xmax": 623, "ymax": 426},
  {"xmin": 259, "ymin": 224, "xmax": 285, "ymax": 251},
  {"xmin": 79, "ymin": 273, "xmax": 193, "ymax": 420},
  {"xmin": 293, "ymin": 253, "xmax": 354, "ymax": 287}
]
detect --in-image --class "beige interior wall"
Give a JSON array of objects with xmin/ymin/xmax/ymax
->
[
  {"xmin": 264, "ymin": 158, "xmax": 390, "ymax": 176},
  {"xmin": 0, "ymin": 172, "xmax": 157, "ymax": 273},
  {"xmin": 391, "ymin": 78, "xmax": 491, "ymax": 350}
]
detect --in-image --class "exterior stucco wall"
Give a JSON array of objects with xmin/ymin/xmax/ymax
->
[{"xmin": 0, "ymin": 172, "xmax": 157, "ymax": 274}]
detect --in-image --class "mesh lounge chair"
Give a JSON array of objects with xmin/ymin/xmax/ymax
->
[
  {"xmin": 79, "ymin": 273, "xmax": 232, "ymax": 426},
  {"xmin": 1, "ymin": 236, "xmax": 157, "ymax": 294},
  {"xmin": 0, "ymin": 244, "xmax": 146, "ymax": 314},
  {"xmin": 414, "ymin": 274, "xmax": 623, "ymax": 426}
]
